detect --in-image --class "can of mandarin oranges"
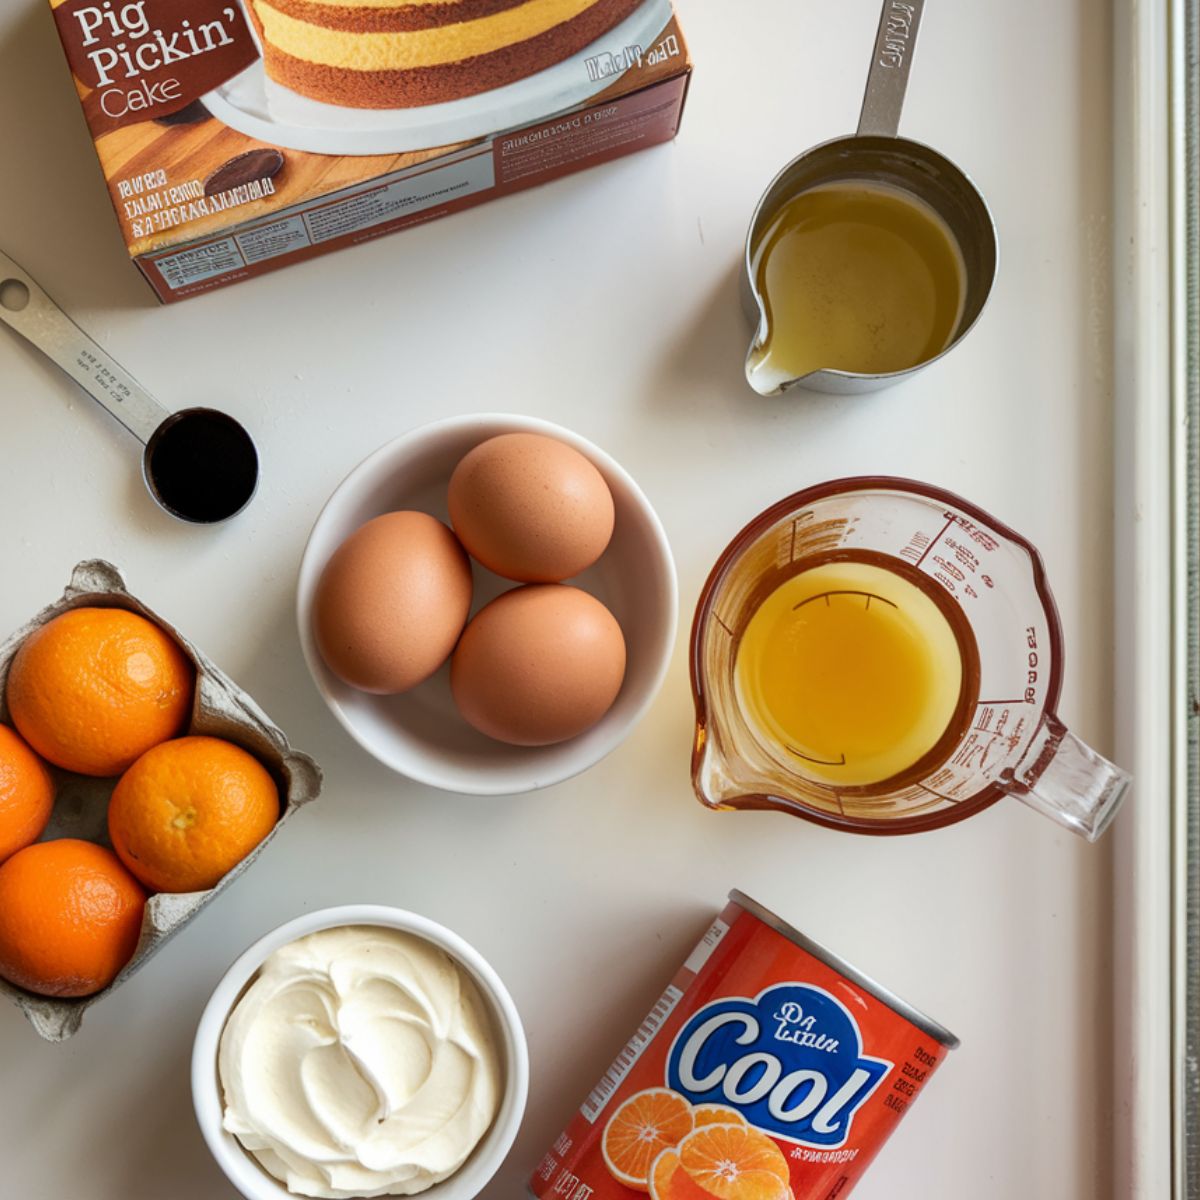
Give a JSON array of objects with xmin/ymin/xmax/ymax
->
[{"xmin": 529, "ymin": 891, "xmax": 957, "ymax": 1200}]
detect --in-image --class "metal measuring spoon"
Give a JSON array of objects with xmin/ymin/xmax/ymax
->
[
  {"xmin": 743, "ymin": 0, "xmax": 998, "ymax": 395},
  {"xmin": 0, "ymin": 250, "xmax": 258, "ymax": 524}
]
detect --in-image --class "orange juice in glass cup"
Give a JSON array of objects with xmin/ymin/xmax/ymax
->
[{"xmin": 690, "ymin": 477, "xmax": 1130, "ymax": 840}]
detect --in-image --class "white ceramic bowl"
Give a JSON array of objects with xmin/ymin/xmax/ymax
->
[
  {"xmin": 192, "ymin": 905, "xmax": 529, "ymax": 1200},
  {"xmin": 297, "ymin": 413, "xmax": 678, "ymax": 794}
]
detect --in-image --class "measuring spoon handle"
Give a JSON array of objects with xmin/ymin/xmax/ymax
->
[
  {"xmin": 0, "ymin": 250, "xmax": 169, "ymax": 445},
  {"xmin": 857, "ymin": 0, "xmax": 925, "ymax": 138}
]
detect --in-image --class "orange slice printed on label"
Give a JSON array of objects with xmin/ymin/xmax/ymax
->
[
  {"xmin": 649, "ymin": 1148, "xmax": 683, "ymax": 1200},
  {"xmin": 692, "ymin": 1105, "xmax": 749, "ymax": 1129},
  {"xmin": 602, "ymin": 1088, "xmax": 696, "ymax": 1191},
  {"xmin": 672, "ymin": 1123, "xmax": 792, "ymax": 1200},
  {"xmin": 650, "ymin": 1146, "xmax": 789, "ymax": 1200}
]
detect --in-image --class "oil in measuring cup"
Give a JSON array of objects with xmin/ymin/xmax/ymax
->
[
  {"xmin": 734, "ymin": 555, "xmax": 976, "ymax": 788},
  {"xmin": 747, "ymin": 182, "xmax": 968, "ymax": 392},
  {"xmin": 742, "ymin": 0, "xmax": 998, "ymax": 394}
]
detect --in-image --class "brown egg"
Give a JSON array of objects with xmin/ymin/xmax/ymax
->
[
  {"xmin": 448, "ymin": 433, "xmax": 615, "ymax": 582},
  {"xmin": 451, "ymin": 585, "xmax": 626, "ymax": 746},
  {"xmin": 314, "ymin": 511, "xmax": 472, "ymax": 694}
]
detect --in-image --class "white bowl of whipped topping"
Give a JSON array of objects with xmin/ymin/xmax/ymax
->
[{"xmin": 192, "ymin": 906, "xmax": 529, "ymax": 1200}]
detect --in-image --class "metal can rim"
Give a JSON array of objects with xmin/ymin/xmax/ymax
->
[{"xmin": 729, "ymin": 889, "xmax": 961, "ymax": 1050}]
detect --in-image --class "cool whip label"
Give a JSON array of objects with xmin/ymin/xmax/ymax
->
[
  {"xmin": 530, "ymin": 895, "xmax": 953, "ymax": 1200},
  {"xmin": 666, "ymin": 984, "xmax": 891, "ymax": 1148}
]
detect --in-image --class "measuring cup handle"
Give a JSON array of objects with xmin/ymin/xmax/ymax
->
[
  {"xmin": 0, "ymin": 250, "xmax": 168, "ymax": 444},
  {"xmin": 857, "ymin": 0, "xmax": 925, "ymax": 138},
  {"xmin": 1008, "ymin": 715, "xmax": 1131, "ymax": 842}
]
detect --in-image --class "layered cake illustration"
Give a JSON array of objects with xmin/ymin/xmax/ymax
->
[{"xmin": 243, "ymin": 0, "xmax": 648, "ymax": 109}]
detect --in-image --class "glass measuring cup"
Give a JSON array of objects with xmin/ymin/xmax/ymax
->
[{"xmin": 689, "ymin": 478, "xmax": 1130, "ymax": 841}]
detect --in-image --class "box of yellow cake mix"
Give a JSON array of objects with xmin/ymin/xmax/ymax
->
[{"xmin": 47, "ymin": 0, "xmax": 690, "ymax": 302}]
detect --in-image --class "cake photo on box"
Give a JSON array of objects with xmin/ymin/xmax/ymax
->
[{"xmin": 242, "ymin": 0, "xmax": 649, "ymax": 109}]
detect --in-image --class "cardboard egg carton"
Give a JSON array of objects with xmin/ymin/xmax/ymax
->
[{"xmin": 0, "ymin": 560, "xmax": 322, "ymax": 1041}]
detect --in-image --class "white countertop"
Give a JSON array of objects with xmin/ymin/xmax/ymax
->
[{"xmin": 0, "ymin": 0, "xmax": 1119, "ymax": 1196}]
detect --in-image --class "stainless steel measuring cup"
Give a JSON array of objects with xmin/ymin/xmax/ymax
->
[
  {"xmin": 744, "ymin": 0, "xmax": 997, "ymax": 395},
  {"xmin": 0, "ymin": 251, "xmax": 258, "ymax": 524}
]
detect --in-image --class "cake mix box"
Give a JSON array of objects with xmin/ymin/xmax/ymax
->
[{"xmin": 46, "ymin": 0, "xmax": 691, "ymax": 303}]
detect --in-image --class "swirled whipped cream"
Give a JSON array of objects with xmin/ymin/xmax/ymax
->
[{"xmin": 218, "ymin": 925, "xmax": 502, "ymax": 1198}]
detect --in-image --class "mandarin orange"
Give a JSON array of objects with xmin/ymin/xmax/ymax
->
[
  {"xmin": 663, "ymin": 1169, "xmax": 791, "ymax": 1200},
  {"xmin": 649, "ymin": 1148, "xmax": 685, "ymax": 1200},
  {"xmin": 6, "ymin": 607, "xmax": 193, "ymax": 777},
  {"xmin": 603, "ymin": 1088, "xmax": 695, "ymax": 1191},
  {"xmin": 692, "ymin": 1105, "xmax": 749, "ymax": 1129},
  {"xmin": 108, "ymin": 736, "xmax": 279, "ymax": 893},
  {"xmin": 674, "ymin": 1123, "xmax": 791, "ymax": 1200},
  {"xmin": 0, "ymin": 838, "xmax": 145, "ymax": 997},
  {"xmin": 0, "ymin": 724, "xmax": 54, "ymax": 864}
]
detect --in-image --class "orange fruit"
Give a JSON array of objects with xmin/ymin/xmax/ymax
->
[
  {"xmin": 693, "ymin": 1105, "xmax": 748, "ymax": 1129},
  {"xmin": 0, "ymin": 838, "xmax": 145, "ymax": 997},
  {"xmin": 7, "ymin": 607, "xmax": 193, "ymax": 777},
  {"xmin": 108, "ymin": 736, "xmax": 279, "ymax": 893},
  {"xmin": 0, "ymin": 724, "xmax": 54, "ymax": 863},
  {"xmin": 603, "ymin": 1088, "xmax": 695, "ymax": 1191},
  {"xmin": 673, "ymin": 1124, "xmax": 791, "ymax": 1200}
]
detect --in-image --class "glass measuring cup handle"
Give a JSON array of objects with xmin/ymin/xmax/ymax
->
[{"xmin": 1006, "ymin": 715, "xmax": 1131, "ymax": 842}]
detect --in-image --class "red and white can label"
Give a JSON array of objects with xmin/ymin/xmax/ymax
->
[{"xmin": 530, "ymin": 893, "xmax": 954, "ymax": 1200}]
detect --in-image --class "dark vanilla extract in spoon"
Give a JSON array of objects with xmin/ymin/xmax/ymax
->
[{"xmin": 0, "ymin": 250, "xmax": 259, "ymax": 525}]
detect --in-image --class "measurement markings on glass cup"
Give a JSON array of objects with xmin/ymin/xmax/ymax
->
[
  {"xmin": 902, "ymin": 515, "xmax": 1004, "ymax": 600},
  {"xmin": 973, "ymin": 705, "xmax": 1029, "ymax": 757},
  {"xmin": 788, "ymin": 510, "xmax": 815, "ymax": 563},
  {"xmin": 900, "ymin": 515, "xmax": 953, "ymax": 566}
]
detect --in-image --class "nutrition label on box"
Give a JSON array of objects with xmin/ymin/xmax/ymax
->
[
  {"xmin": 236, "ymin": 218, "xmax": 311, "ymax": 266},
  {"xmin": 305, "ymin": 153, "xmax": 494, "ymax": 244},
  {"xmin": 147, "ymin": 152, "xmax": 496, "ymax": 291},
  {"xmin": 152, "ymin": 238, "xmax": 245, "ymax": 289}
]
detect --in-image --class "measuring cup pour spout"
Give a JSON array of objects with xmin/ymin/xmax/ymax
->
[{"xmin": 689, "ymin": 478, "xmax": 1131, "ymax": 842}]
